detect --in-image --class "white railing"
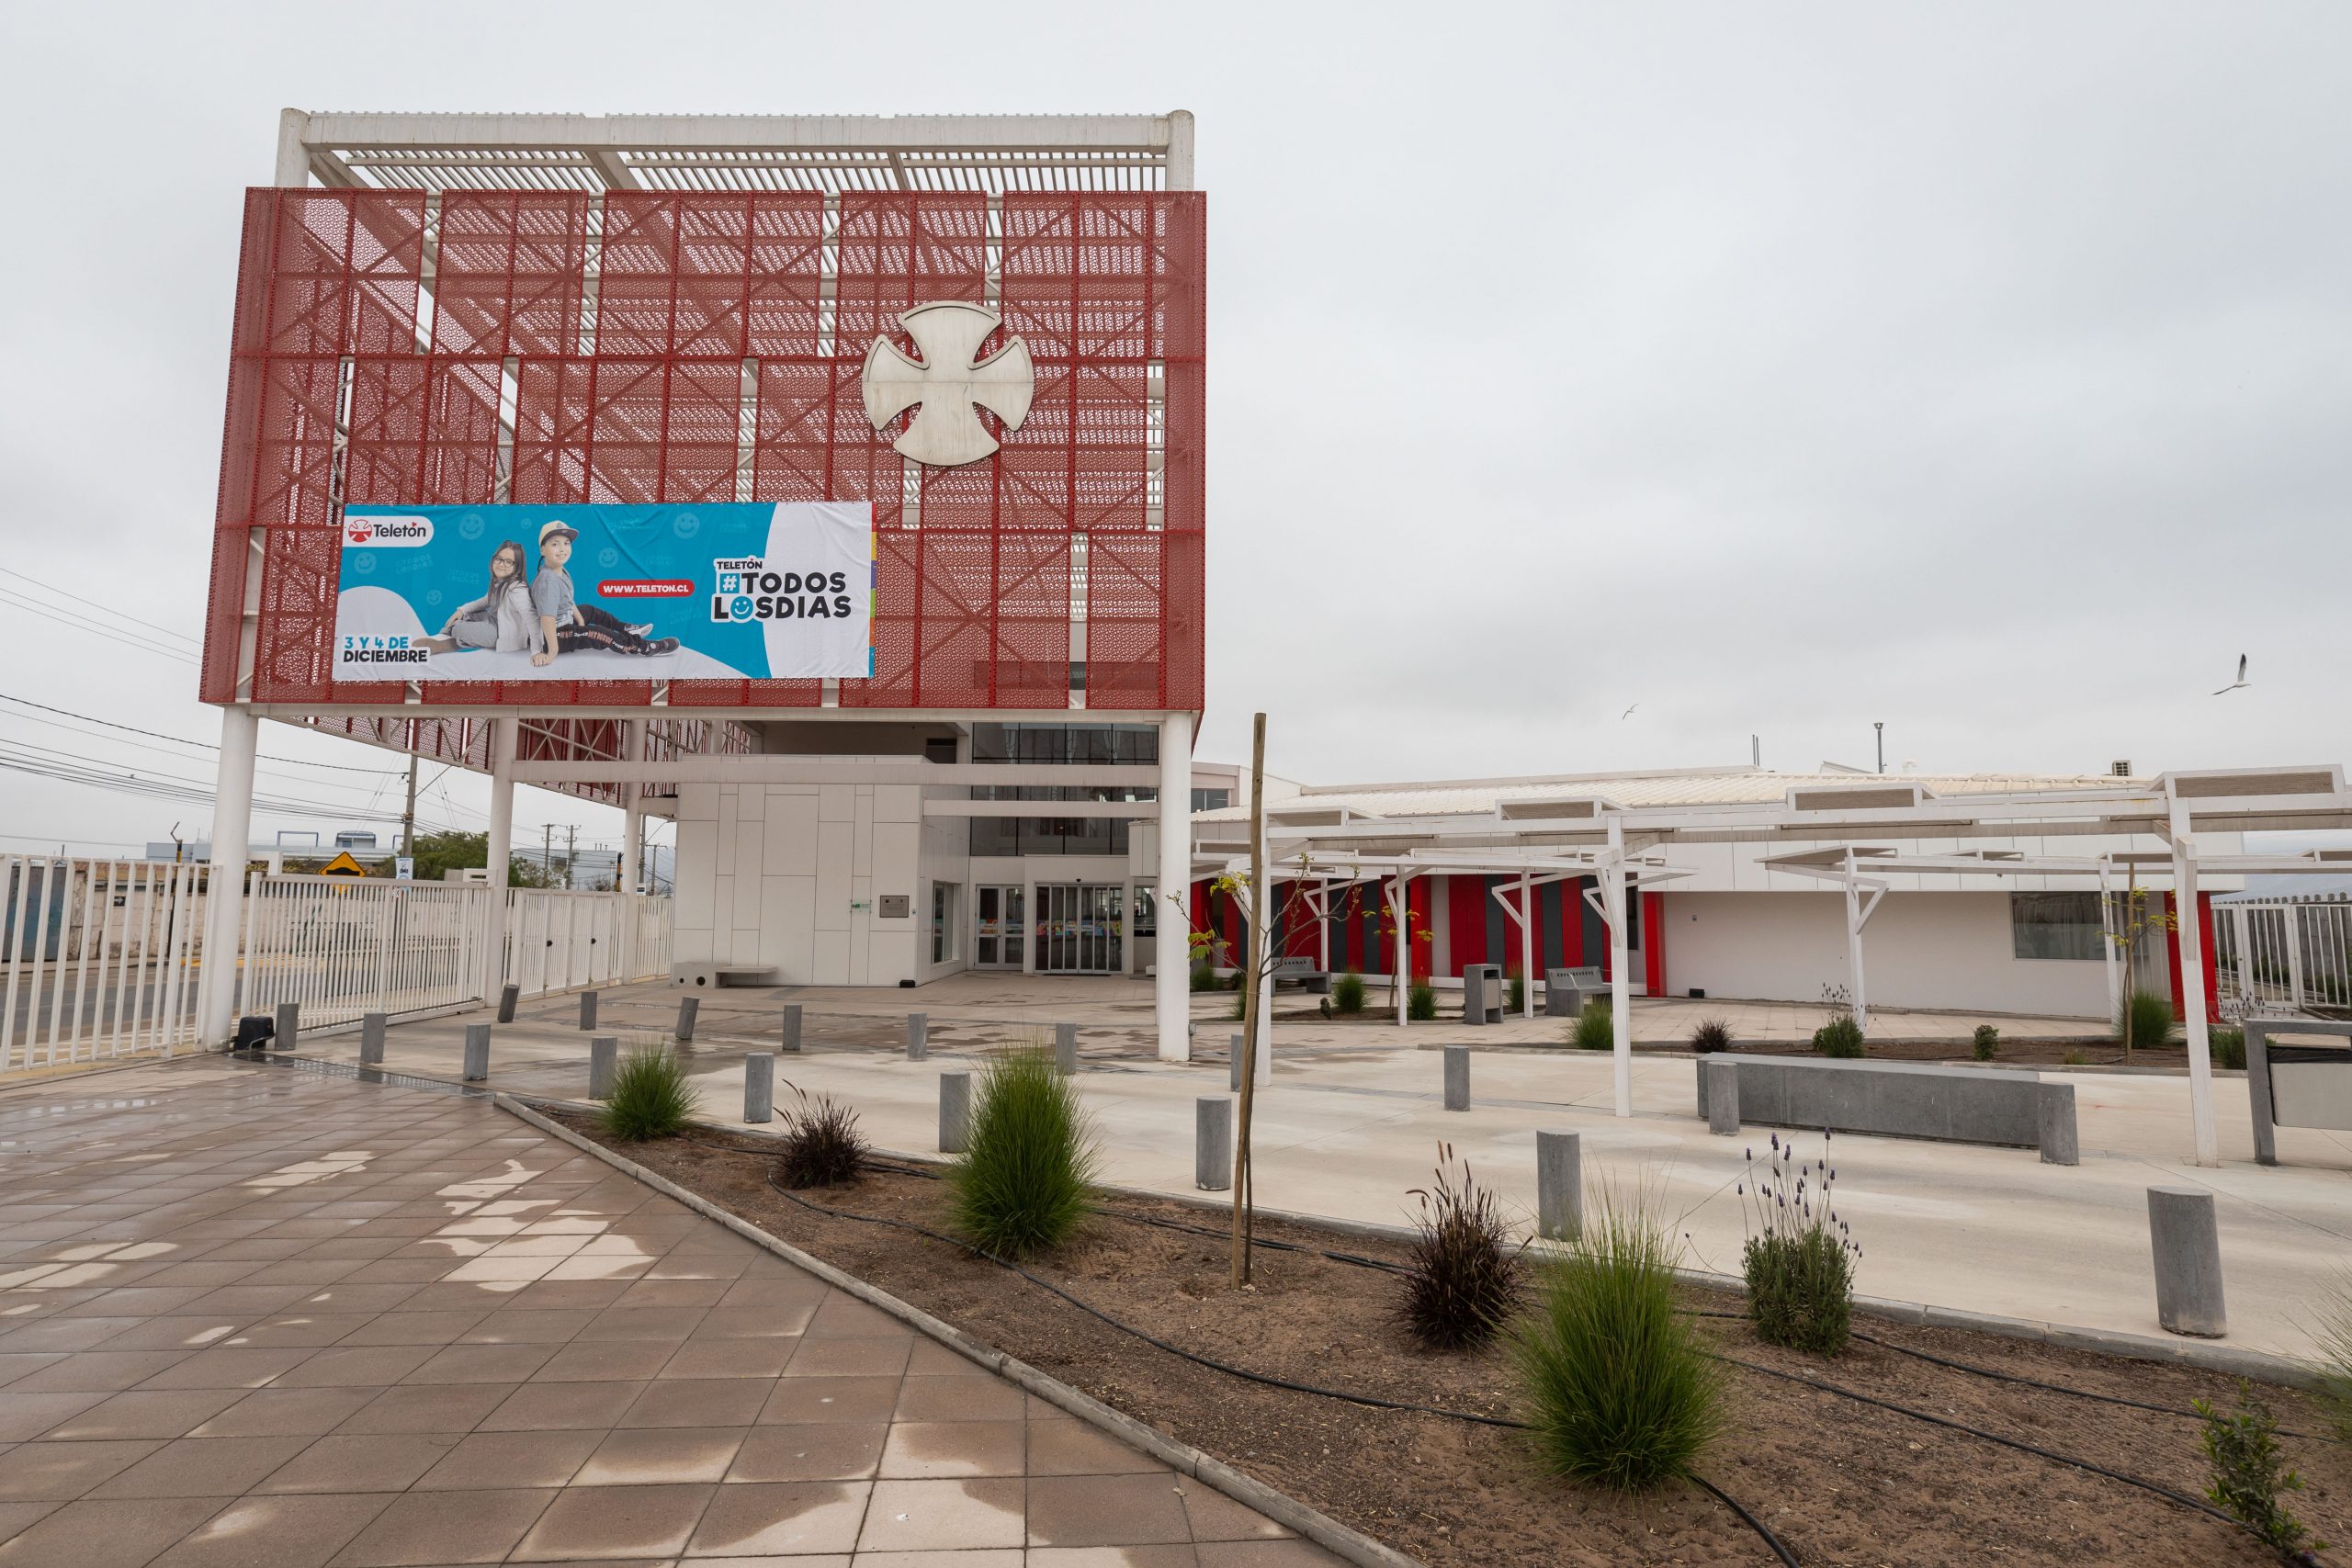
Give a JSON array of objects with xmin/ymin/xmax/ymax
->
[
  {"xmin": 1, "ymin": 856, "xmax": 210, "ymax": 1071},
  {"xmin": 240, "ymin": 875, "xmax": 493, "ymax": 1032},
  {"xmin": 503, "ymin": 888, "xmax": 674, "ymax": 998},
  {"xmin": 2212, "ymin": 897, "xmax": 2352, "ymax": 1020}
]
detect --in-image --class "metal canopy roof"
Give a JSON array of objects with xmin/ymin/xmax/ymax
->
[{"xmin": 278, "ymin": 111, "xmax": 1193, "ymax": 193}]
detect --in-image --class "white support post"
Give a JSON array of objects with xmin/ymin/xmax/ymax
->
[
  {"xmin": 1606, "ymin": 818, "xmax": 1632, "ymax": 1118},
  {"xmin": 619, "ymin": 719, "xmax": 646, "ymax": 895},
  {"xmin": 2170, "ymin": 800, "xmax": 2218, "ymax": 1167},
  {"xmin": 484, "ymin": 716, "xmax": 518, "ymax": 1000},
  {"xmin": 2098, "ymin": 863, "xmax": 2124, "ymax": 1026},
  {"xmin": 1519, "ymin": 872, "xmax": 1534, "ymax": 1019},
  {"xmin": 2284, "ymin": 903, "xmax": 2307, "ymax": 1012},
  {"xmin": 195, "ymin": 705, "xmax": 259, "ymax": 1046},
  {"xmin": 1843, "ymin": 849, "xmax": 1869, "ymax": 1034},
  {"xmin": 1155, "ymin": 709, "xmax": 1192, "ymax": 1062},
  {"xmin": 1389, "ymin": 872, "xmax": 1412, "ymax": 1027}
]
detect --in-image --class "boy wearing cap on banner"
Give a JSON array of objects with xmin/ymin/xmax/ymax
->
[{"xmin": 528, "ymin": 519, "xmax": 679, "ymax": 667}]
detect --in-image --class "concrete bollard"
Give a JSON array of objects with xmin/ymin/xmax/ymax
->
[
  {"xmin": 2148, "ymin": 1187, "xmax": 2226, "ymax": 1337},
  {"xmin": 939, "ymin": 1071, "xmax": 971, "ymax": 1154},
  {"xmin": 1443, "ymin": 1045, "xmax": 1471, "ymax": 1111},
  {"xmin": 359, "ymin": 1012, "xmax": 387, "ymax": 1066},
  {"xmin": 781, "ymin": 1004, "xmax": 803, "ymax": 1053},
  {"xmin": 497, "ymin": 983, "xmax": 519, "ymax": 1023},
  {"xmin": 1536, "ymin": 1129, "xmax": 1583, "ymax": 1240},
  {"xmin": 589, "ymin": 1036, "xmax": 618, "ymax": 1099},
  {"xmin": 675, "ymin": 997, "xmax": 698, "ymax": 1043},
  {"xmin": 462, "ymin": 1023, "xmax": 491, "ymax": 1083},
  {"xmin": 1703, "ymin": 1057, "xmax": 1741, "ymax": 1135},
  {"xmin": 743, "ymin": 1053, "xmax": 775, "ymax": 1123},
  {"xmin": 579, "ymin": 990, "xmax": 598, "ymax": 1031},
  {"xmin": 907, "ymin": 1013, "xmax": 928, "ymax": 1061},
  {"xmin": 273, "ymin": 1001, "xmax": 300, "ymax": 1052},
  {"xmin": 1228, "ymin": 1032, "xmax": 1245, "ymax": 1092},
  {"xmin": 2036, "ymin": 1082, "xmax": 2079, "ymax": 1167},
  {"xmin": 1197, "ymin": 1096, "xmax": 1234, "ymax": 1191},
  {"xmin": 1054, "ymin": 1022, "xmax": 1078, "ymax": 1076}
]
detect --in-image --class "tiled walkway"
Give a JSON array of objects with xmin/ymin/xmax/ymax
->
[{"xmin": 0, "ymin": 1059, "xmax": 1335, "ymax": 1568}]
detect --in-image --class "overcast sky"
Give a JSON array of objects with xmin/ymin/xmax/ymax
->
[{"xmin": 2, "ymin": 2, "xmax": 2346, "ymax": 856}]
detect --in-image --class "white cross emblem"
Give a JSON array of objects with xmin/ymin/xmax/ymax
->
[{"xmin": 860, "ymin": 300, "xmax": 1035, "ymax": 468}]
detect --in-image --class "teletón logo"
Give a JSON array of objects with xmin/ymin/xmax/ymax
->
[
  {"xmin": 860, "ymin": 301, "xmax": 1035, "ymax": 468},
  {"xmin": 342, "ymin": 515, "xmax": 435, "ymax": 548}
]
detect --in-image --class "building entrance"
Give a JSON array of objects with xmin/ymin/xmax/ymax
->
[
  {"xmin": 974, "ymin": 886, "xmax": 1025, "ymax": 970},
  {"xmin": 1036, "ymin": 885, "xmax": 1124, "ymax": 975}
]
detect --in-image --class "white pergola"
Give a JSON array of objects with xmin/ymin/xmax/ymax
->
[{"xmin": 1194, "ymin": 765, "xmax": 2352, "ymax": 1167}]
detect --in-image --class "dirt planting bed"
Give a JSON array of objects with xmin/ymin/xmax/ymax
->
[{"xmin": 557, "ymin": 1111, "xmax": 2348, "ymax": 1567}]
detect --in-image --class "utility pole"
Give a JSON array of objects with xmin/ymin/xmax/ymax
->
[
  {"xmin": 400, "ymin": 751, "xmax": 419, "ymax": 858},
  {"xmin": 565, "ymin": 825, "xmax": 577, "ymax": 890},
  {"xmin": 1874, "ymin": 722, "xmax": 1885, "ymax": 775},
  {"xmin": 542, "ymin": 823, "xmax": 552, "ymax": 886}
]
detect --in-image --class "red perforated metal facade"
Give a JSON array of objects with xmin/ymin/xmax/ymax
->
[{"xmin": 203, "ymin": 189, "xmax": 1205, "ymax": 715}]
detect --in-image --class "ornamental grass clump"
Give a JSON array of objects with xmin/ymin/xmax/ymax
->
[
  {"xmin": 2119, "ymin": 987, "xmax": 2175, "ymax": 1052},
  {"xmin": 2313, "ymin": 1270, "xmax": 2352, "ymax": 1443},
  {"xmin": 2196, "ymin": 1384, "xmax": 2324, "ymax": 1556},
  {"xmin": 1398, "ymin": 1143, "xmax": 1523, "ymax": 1351},
  {"xmin": 1408, "ymin": 982, "xmax": 1438, "ymax": 1021},
  {"xmin": 948, "ymin": 1047, "xmax": 1100, "ymax": 1259},
  {"xmin": 1511, "ymin": 1190, "xmax": 1724, "ymax": 1491},
  {"xmin": 1738, "ymin": 1131, "xmax": 1860, "ymax": 1355},
  {"xmin": 1571, "ymin": 998, "xmax": 1613, "ymax": 1051},
  {"xmin": 773, "ymin": 1084, "xmax": 868, "ymax": 1190},
  {"xmin": 2209, "ymin": 1026, "xmax": 2246, "ymax": 1071},
  {"xmin": 1332, "ymin": 970, "xmax": 1366, "ymax": 1015},
  {"xmin": 1690, "ymin": 1019, "xmax": 1733, "ymax": 1054},
  {"xmin": 600, "ymin": 1043, "xmax": 695, "ymax": 1143}
]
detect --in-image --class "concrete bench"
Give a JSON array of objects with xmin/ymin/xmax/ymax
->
[
  {"xmin": 1545, "ymin": 966, "xmax": 1605, "ymax": 1017},
  {"xmin": 1694, "ymin": 1053, "xmax": 2075, "ymax": 1156},
  {"xmin": 1272, "ymin": 957, "xmax": 1330, "ymax": 992},
  {"xmin": 2245, "ymin": 1019, "xmax": 2352, "ymax": 1166},
  {"xmin": 671, "ymin": 963, "xmax": 782, "ymax": 989}
]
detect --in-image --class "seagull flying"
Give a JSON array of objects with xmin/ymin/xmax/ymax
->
[
  {"xmin": 1621, "ymin": 704, "xmax": 1638, "ymax": 721},
  {"xmin": 2212, "ymin": 655, "xmax": 2249, "ymax": 695}
]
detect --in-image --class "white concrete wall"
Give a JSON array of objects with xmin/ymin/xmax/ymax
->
[
  {"xmin": 1665, "ymin": 890, "xmax": 2115, "ymax": 1018},
  {"xmin": 672, "ymin": 780, "xmax": 968, "ymax": 987}
]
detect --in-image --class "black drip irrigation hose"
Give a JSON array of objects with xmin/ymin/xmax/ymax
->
[{"xmin": 669, "ymin": 1133, "xmax": 2298, "ymax": 1565}]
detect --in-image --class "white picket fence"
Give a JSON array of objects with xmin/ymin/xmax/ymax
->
[
  {"xmin": 1, "ymin": 857, "xmax": 211, "ymax": 1072},
  {"xmin": 2212, "ymin": 897, "xmax": 2352, "ymax": 1020},
  {"xmin": 0, "ymin": 853, "xmax": 674, "ymax": 1070}
]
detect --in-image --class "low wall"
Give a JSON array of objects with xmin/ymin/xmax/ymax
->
[{"xmin": 1696, "ymin": 1054, "xmax": 2051, "ymax": 1149}]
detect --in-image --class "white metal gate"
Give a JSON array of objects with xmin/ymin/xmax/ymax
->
[
  {"xmin": 240, "ymin": 875, "xmax": 491, "ymax": 1032},
  {"xmin": 2213, "ymin": 897, "xmax": 2352, "ymax": 1019},
  {"xmin": 1, "ymin": 856, "xmax": 209, "ymax": 1071},
  {"xmin": 504, "ymin": 889, "xmax": 675, "ymax": 998}
]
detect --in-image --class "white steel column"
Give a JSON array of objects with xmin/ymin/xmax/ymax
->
[
  {"xmin": 195, "ymin": 705, "xmax": 260, "ymax": 1046},
  {"xmin": 1843, "ymin": 850, "xmax": 1870, "ymax": 1034},
  {"xmin": 2170, "ymin": 799, "xmax": 2218, "ymax": 1167},
  {"xmin": 1389, "ymin": 873, "xmax": 1412, "ymax": 1027},
  {"xmin": 484, "ymin": 716, "xmax": 518, "ymax": 998},
  {"xmin": 619, "ymin": 719, "xmax": 647, "ymax": 895},
  {"xmin": 1154, "ymin": 709, "xmax": 1192, "ymax": 1062},
  {"xmin": 2284, "ymin": 904, "xmax": 2307, "ymax": 1012},
  {"xmin": 1518, "ymin": 872, "xmax": 1534, "ymax": 1019},
  {"xmin": 1606, "ymin": 817, "xmax": 1632, "ymax": 1118}
]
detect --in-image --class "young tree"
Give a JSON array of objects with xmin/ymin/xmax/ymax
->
[{"xmin": 2107, "ymin": 864, "xmax": 2177, "ymax": 1063}]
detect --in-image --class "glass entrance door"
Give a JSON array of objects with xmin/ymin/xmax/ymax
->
[
  {"xmin": 974, "ymin": 886, "xmax": 1024, "ymax": 969},
  {"xmin": 1036, "ymin": 885, "xmax": 1124, "ymax": 975}
]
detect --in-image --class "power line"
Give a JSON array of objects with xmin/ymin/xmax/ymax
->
[
  {"xmin": 0, "ymin": 588, "xmax": 202, "ymax": 665},
  {"xmin": 0, "ymin": 694, "xmax": 410, "ymax": 774},
  {"xmin": 0, "ymin": 566, "xmax": 201, "ymax": 647}
]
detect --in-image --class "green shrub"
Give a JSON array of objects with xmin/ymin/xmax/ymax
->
[
  {"xmin": 1511, "ymin": 1192, "xmax": 1724, "ymax": 1490},
  {"xmin": 1739, "ymin": 1133, "xmax": 1857, "ymax": 1355},
  {"xmin": 948, "ymin": 1048, "xmax": 1100, "ymax": 1259},
  {"xmin": 1408, "ymin": 982, "xmax": 1437, "ymax": 1021},
  {"xmin": 600, "ymin": 1044, "xmax": 695, "ymax": 1142},
  {"xmin": 1399, "ymin": 1144, "xmax": 1522, "ymax": 1350},
  {"xmin": 1571, "ymin": 998, "xmax": 1613, "ymax": 1051},
  {"xmin": 1232, "ymin": 987, "xmax": 1249, "ymax": 1021},
  {"xmin": 2209, "ymin": 1027, "xmax": 2246, "ymax": 1071},
  {"xmin": 2314, "ymin": 1271, "xmax": 2352, "ymax": 1442},
  {"xmin": 1812, "ymin": 1016, "xmax": 1864, "ymax": 1058},
  {"xmin": 1972, "ymin": 1023, "xmax": 1999, "ymax": 1062},
  {"xmin": 2062, "ymin": 1047, "xmax": 2087, "ymax": 1066},
  {"xmin": 1226, "ymin": 969, "xmax": 1246, "ymax": 991},
  {"xmin": 774, "ymin": 1084, "xmax": 867, "ymax": 1189},
  {"xmin": 1190, "ymin": 961, "xmax": 1217, "ymax": 993},
  {"xmin": 1332, "ymin": 970, "xmax": 1366, "ymax": 1015},
  {"xmin": 1506, "ymin": 971, "xmax": 1526, "ymax": 1014},
  {"xmin": 2119, "ymin": 987, "xmax": 2175, "ymax": 1051},
  {"xmin": 1690, "ymin": 1019, "xmax": 1732, "ymax": 1054},
  {"xmin": 2195, "ymin": 1385, "xmax": 2324, "ymax": 1555}
]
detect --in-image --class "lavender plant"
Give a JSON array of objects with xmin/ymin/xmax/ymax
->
[{"xmin": 1737, "ymin": 1130, "xmax": 1860, "ymax": 1355}]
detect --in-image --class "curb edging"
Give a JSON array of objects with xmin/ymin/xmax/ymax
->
[{"xmin": 495, "ymin": 1094, "xmax": 1424, "ymax": 1568}]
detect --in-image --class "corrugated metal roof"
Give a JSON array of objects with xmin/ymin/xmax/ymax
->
[{"xmin": 1195, "ymin": 767, "xmax": 2141, "ymax": 822}]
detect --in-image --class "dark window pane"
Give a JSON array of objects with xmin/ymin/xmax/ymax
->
[{"xmin": 2011, "ymin": 892, "xmax": 2105, "ymax": 961}]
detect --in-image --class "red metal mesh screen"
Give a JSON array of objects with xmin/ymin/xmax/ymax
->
[{"xmin": 203, "ymin": 188, "xmax": 1204, "ymax": 714}]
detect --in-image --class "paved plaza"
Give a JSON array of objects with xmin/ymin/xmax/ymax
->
[
  {"xmin": 320, "ymin": 976, "xmax": 2352, "ymax": 1364},
  {"xmin": 0, "ymin": 1058, "xmax": 1333, "ymax": 1567}
]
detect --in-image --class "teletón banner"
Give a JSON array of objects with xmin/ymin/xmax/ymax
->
[{"xmin": 334, "ymin": 502, "xmax": 874, "ymax": 682}]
